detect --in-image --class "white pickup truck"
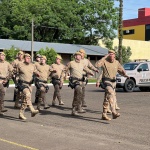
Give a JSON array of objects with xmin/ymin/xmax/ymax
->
[{"xmin": 116, "ymin": 61, "xmax": 150, "ymax": 92}]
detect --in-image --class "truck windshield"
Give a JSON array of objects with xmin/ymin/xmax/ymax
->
[{"xmin": 124, "ymin": 63, "xmax": 139, "ymax": 70}]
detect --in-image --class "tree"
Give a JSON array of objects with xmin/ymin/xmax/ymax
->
[
  {"xmin": 4, "ymin": 46, "xmax": 20, "ymax": 63},
  {"xmin": 0, "ymin": 0, "xmax": 118, "ymax": 45},
  {"xmin": 36, "ymin": 47, "xmax": 57, "ymax": 65},
  {"xmin": 114, "ymin": 46, "xmax": 132, "ymax": 64}
]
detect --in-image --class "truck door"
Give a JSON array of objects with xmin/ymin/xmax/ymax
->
[{"xmin": 136, "ymin": 63, "xmax": 150, "ymax": 86}]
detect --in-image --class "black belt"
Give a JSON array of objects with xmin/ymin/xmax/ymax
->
[
  {"xmin": 19, "ymin": 80, "xmax": 32, "ymax": 85},
  {"xmin": 52, "ymin": 77, "xmax": 60, "ymax": 81},
  {"xmin": 0, "ymin": 77, "xmax": 6, "ymax": 80},
  {"xmin": 36, "ymin": 79, "xmax": 47, "ymax": 83},
  {"xmin": 102, "ymin": 77, "xmax": 116, "ymax": 82},
  {"xmin": 72, "ymin": 77, "xmax": 84, "ymax": 81}
]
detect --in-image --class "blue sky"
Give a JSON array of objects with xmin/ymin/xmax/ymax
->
[{"xmin": 114, "ymin": 0, "xmax": 150, "ymax": 20}]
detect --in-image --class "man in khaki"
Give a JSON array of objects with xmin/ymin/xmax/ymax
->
[
  {"xmin": 35, "ymin": 55, "xmax": 54, "ymax": 110},
  {"xmin": 50, "ymin": 55, "xmax": 65, "ymax": 106},
  {"xmin": 65, "ymin": 52, "xmax": 94, "ymax": 116},
  {"xmin": 96, "ymin": 70, "xmax": 120, "ymax": 112},
  {"xmin": 0, "ymin": 52, "xmax": 13, "ymax": 115},
  {"xmin": 11, "ymin": 50, "xmax": 24, "ymax": 108},
  {"xmin": 95, "ymin": 50, "xmax": 129, "ymax": 121},
  {"xmin": 79, "ymin": 49, "xmax": 99, "ymax": 107},
  {"xmin": 16, "ymin": 53, "xmax": 39, "ymax": 120},
  {"xmin": 34, "ymin": 54, "xmax": 41, "ymax": 104}
]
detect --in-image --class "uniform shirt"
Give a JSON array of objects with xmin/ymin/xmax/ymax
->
[
  {"xmin": 65, "ymin": 59, "xmax": 93, "ymax": 79},
  {"xmin": 11, "ymin": 59, "xmax": 24, "ymax": 74},
  {"xmin": 0, "ymin": 60, "xmax": 13, "ymax": 83},
  {"xmin": 81, "ymin": 58, "xmax": 97, "ymax": 75},
  {"xmin": 50, "ymin": 63, "xmax": 65, "ymax": 80},
  {"xmin": 95, "ymin": 57, "xmax": 126, "ymax": 79},
  {"xmin": 35, "ymin": 63, "xmax": 52, "ymax": 81},
  {"xmin": 16, "ymin": 62, "xmax": 38, "ymax": 82}
]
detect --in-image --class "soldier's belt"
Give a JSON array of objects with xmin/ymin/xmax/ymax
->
[
  {"xmin": 0, "ymin": 77, "xmax": 6, "ymax": 80},
  {"xmin": 72, "ymin": 77, "xmax": 84, "ymax": 81},
  {"xmin": 19, "ymin": 80, "xmax": 33, "ymax": 85},
  {"xmin": 52, "ymin": 77, "xmax": 60, "ymax": 81},
  {"xmin": 36, "ymin": 78, "xmax": 47, "ymax": 83},
  {"xmin": 102, "ymin": 77, "xmax": 116, "ymax": 82}
]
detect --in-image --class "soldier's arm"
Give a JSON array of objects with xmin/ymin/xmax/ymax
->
[
  {"xmin": 63, "ymin": 62, "xmax": 71, "ymax": 80},
  {"xmin": 87, "ymin": 59, "xmax": 99, "ymax": 72},
  {"xmin": 95, "ymin": 54, "xmax": 108, "ymax": 68},
  {"xmin": 83, "ymin": 66, "xmax": 94, "ymax": 76}
]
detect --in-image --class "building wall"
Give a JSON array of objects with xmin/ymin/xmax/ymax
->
[
  {"xmin": 98, "ymin": 39, "xmax": 150, "ymax": 61},
  {"xmin": 123, "ymin": 25, "xmax": 145, "ymax": 41}
]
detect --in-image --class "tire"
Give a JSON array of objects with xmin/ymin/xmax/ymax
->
[
  {"xmin": 139, "ymin": 87, "xmax": 150, "ymax": 92},
  {"xmin": 123, "ymin": 79, "xmax": 135, "ymax": 92}
]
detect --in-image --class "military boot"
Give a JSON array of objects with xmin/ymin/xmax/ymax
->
[
  {"xmin": 37, "ymin": 98, "xmax": 43, "ymax": 111},
  {"xmin": 107, "ymin": 105, "xmax": 112, "ymax": 114},
  {"xmin": 59, "ymin": 101, "xmax": 64, "ymax": 105},
  {"xmin": 71, "ymin": 106, "xmax": 79, "ymax": 116},
  {"xmin": 29, "ymin": 105, "xmax": 39, "ymax": 117},
  {"xmin": 58, "ymin": 96, "xmax": 64, "ymax": 105},
  {"xmin": 112, "ymin": 112, "xmax": 120, "ymax": 119},
  {"xmin": 82, "ymin": 100, "xmax": 87, "ymax": 107},
  {"xmin": 52, "ymin": 100, "xmax": 56, "ymax": 106},
  {"xmin": 1, "ymin": 103, "xmax": 8, "ymax": 112},
  {"xmin": 0, "ymin": 93, "xmax": 7, "ymax": 112},
  {"xmin": 43, "ymin": 97, "xmax": 50, "ymax": 109},
  {"xmin": 19, "ymin": 104, "xmax": 27, "ymax": 120},
  {"xmin": 102, "ymin": 113, "xmax": 111, "ymax": 121},
  {"xmin": 19, "ymin": 110, "xmax": 27, "ymax": 120},
  {"xmin": 115, "ymin": 103, "xmax": 120, "ymax": 110},
  {"xmin": 77, "ymin": 105, "xmax": 86, "ymax": 113}
]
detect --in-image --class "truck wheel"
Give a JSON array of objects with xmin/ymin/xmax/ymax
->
[
  {"xmin": 123, "ymin": 79, "xmax": 135, "ymax": 92},
  {"xmin": 139, "ymin": 87, "xmax": 150, "ymax": 92}
]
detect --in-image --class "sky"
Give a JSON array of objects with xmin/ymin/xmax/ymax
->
[{"xmin": 114, "ymin": 0, "xmax": 150, "ymax": 20}]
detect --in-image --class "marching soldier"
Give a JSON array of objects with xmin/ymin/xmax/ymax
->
[
  {"xmin": 16, "ymin": 53, "xmax": 39, "ymax": 120},
  {"xmin": 79, "ymin": 49, "xmax": 99, "ymax": 107},
  {"xmin": 0, "ymin": 52, "xmax": 13, "ymax": 115},
  {"xmin": 50, "ymin": 55, "xmax": 65, "ymax": 106},
  {"xmin": 35, "ymin": 55, "xmax": 54, "ymax": 110},
  {"xmin": 65, "ymin": 52, "xmax": 94, "ymax": 116},
  {"xmin": 11, "ymin": 50, "xmax": 24, "ymax": 108},
  {"xmin": 95, "ymin": 50, "xmax": 129, "ymax": 121},
  {"xmin": 34, "ymin": 54, "xmax": 41, "ymax": 104}
]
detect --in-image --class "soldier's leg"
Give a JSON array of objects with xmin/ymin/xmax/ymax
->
[
  {"xmin": 14, "ymin": 88, "xmax": 21, "ymax": 109},
  {"xmin": 52, "ymin": 85, "xmax": 57, "ymax": 106},
  {"xmin": 81, "ymin": 85, "xmax": 87, "ymax": 107},
  {"xmin": 19, "ymin": 95, "xmax": 27, "ymax": 120},
  {"xmin": 23, "ymin": 87, "xmax": 39, "ymax": 118},
  {"xmin": 37, "ymin": 89, "xmax": 42, "ymax": 110},
  {"xmin": 34, "ymin": 88, "xmax": 39, "ymax": 104},
  {"xmin": 0, "ymin": 84, "xmax": 7, "ymax": 113},
  {"xmin": 106, "ymin": 85, "xmax": 120, "ymax": 119}
]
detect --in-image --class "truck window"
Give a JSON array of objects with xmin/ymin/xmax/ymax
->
[
  {"xmin": 138, "ymin": 64, "xmax": 149, "ymax": 71},
  {"xmin": 124, "ymin": 63, "xmax": 138, "ymax": 70}
]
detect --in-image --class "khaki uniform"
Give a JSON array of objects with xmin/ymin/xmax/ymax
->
[
  {"xmin": 35, "ymin": 63, "xmax": 52, "ymax": 110},
  {"xmin": 11, "ymin": 58, "xmax": 24, "ymax": 107},
  {"xmin": 0, "ymin": 60, "xmax": 13, "ymax": 113},
  {"xmin": 50, "ymin": 63, "xmax": 65, "ymax": 105},
  {"xmin": 95, "ymin": 56, "xmax": 127, "ymax": 120},
  {"xmin": 16, "ymin": 62, "xmax": 39, "ymax": 120},
  {"xmin": 81, "ymin": 58, "xmax": 98, "ymax": 107},
  {"xmin": 65, "ymin": 59, "xmax": 93, "ymax": 115}
]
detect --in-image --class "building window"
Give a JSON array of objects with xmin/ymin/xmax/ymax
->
[
  {"xmin": 123, "ymin": 29, "xmax": 134, "ymax": 35},
  {"xmin": 145, "ymin": 24, "xmax": 150, "ymax": 41}
]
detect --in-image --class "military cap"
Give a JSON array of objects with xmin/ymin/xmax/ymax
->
[
  {"xmin": 0, "ymin": 52, "xmax": 5, "ymax": 56},
  {"xmin": 18, "ymin": 51, "xmax": 24, "ymax": 55},
  {"xmin": 79, "ymin": 49, "xmax": 86, "ymax": 54},
  {"xmin": 74, "ymin": 51, "xmax": 82, "ymax": 56},
  {"xmin": 108, "ymin": 50, "xmax": 115, "ymax": 54},
  {"xmin": 36, "ymin": 54, "xmax": 41, "ymax": 58},
  {"xmin": 56, "ymin": 54, "xmax": 62, "ymax": 60},
  {"xmin": 24, "ymin": 53, "xmax": 31, "ymax": 58},
  {"xmin": 41, "ymin": 55, "xmax": 47, "ymax": 60}
]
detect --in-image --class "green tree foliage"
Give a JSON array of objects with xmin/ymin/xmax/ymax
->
[
  {"xmin": 0, "ymin": 0, "xmax": 118, "ymax": 45},
  {"xmin": 36, "ymin": 47, "xmax": 57, "ymax": 65},
  {"xmin": 114, "ymin": 46, "xmax": 132, "ymax": 64},
  {"xmin": 4, "ymin": 46, "xmax": 20, "ymax": 62}
]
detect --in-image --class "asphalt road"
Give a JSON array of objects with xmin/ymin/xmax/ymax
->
[{"xmin": 0, "ymin": 84, "xmax": 150, "ymax": 150}]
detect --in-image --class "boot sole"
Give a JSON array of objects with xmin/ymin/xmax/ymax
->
[{"xmin": 1, "ymin": 110, "xmax": 8, "ymax": 112}]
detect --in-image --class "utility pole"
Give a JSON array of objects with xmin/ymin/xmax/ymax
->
[
  {"xmin": 118, "ymin": 0, "xmax": 123, "ymax": 64},
  {"xmin": 31, "ymin": 18, "xmax": 34, "ymax": 62}
]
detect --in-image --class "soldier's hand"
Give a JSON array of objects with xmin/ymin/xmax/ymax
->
[
  {"xmin": 2, "ymin": 80, "xmax": 7, "ymax": 84},
  {"xmin": 96, "ymin": 82, "xmax": 100, "ymax": 87},
  {"xmin": 53, "ymin": 69, "xmax": 57, "ymax": 73},
  {"xmin": 59, "ymin": 82, "xmax": 63, "ymax": 89},
  {"xmin": 95, "ymin": 69, "xmax": 99, "ymax": 73}
]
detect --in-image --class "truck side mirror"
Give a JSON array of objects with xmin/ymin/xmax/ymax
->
[{"xmin": 137, "ymin": 68, "xmax": 142, "ymax": 72}]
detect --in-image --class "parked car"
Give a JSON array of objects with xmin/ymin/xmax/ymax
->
[{"xmin": 116, "ymin": 61, "xmax": 150, "ymax": 92}]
